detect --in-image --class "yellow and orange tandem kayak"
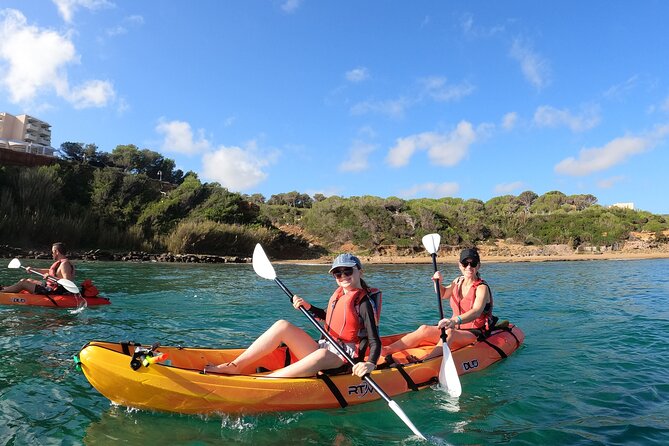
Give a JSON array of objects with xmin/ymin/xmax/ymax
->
[
  {"xmin": 0, "ymin": 290, "xmax": 110, "ymax": 308},
  {"xmin": 75, "ymin": 322, "xmax": 524, "ymax": 414}
]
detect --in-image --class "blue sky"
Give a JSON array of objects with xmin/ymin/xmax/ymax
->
[{"xmin": 1, "ymin": 1, "xmax": 668, "ymax": 214}]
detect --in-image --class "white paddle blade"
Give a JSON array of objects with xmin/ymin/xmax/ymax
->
[
  {"xmin": 8, "ymin": 258, "xmax": 21, "ymax": 269},
  {"xmin": 421, "ymin": 233, "xmax": 441, "ymax": 255},
  {"xmin": 252, "ymin": 244, "xmax": 277, "ymax": 280},
  {"xmin": 58, "ymin": 279, "xmax": 80, "ymax": 294},
  {"xmin": 387, "ymin": 400, "xmax": 426, "ymax": 440},
  {"xmin": 439, "ymin": 344, "xmax": 462, "ymax": 398}
]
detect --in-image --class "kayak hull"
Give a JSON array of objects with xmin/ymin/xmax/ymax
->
[
  {"xmin": 0, "ymin": 291, "xmax": 110, "ymax": 308},
  {"xmin": 77, "ymin": 324, "xmax": 524, "ymax": 414}
]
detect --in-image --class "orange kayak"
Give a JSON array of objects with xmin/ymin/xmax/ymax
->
[
  {"xmin": 0, "ymin": 290, "xmax": 110, "ymax": 308},
  {"xmin": 75, "ymin": 323, "xmax": 524, "ymax": 414}
]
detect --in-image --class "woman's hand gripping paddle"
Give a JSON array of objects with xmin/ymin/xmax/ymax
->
[
  {"xmin": 8, "ymin": 258, "xmax": 80, "ymax": 294},
  {"xmin": 421, "ymin": 234, "xmax": 462, "ymax": 398},
  {"xmin": 252, "ymin": 244, "xmax": 426, "ymax": 440}
]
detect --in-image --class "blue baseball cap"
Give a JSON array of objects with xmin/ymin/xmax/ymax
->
[{"xmin": 329, "ymin": 253, "xmax": 363, "ymax": 273}]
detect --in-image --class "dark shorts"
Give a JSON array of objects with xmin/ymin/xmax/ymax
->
[{"xmin": 34, "ymin": 284, "xmax": 68, "ymax": 295}]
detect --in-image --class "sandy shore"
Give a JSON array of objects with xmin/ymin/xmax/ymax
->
[{"xmin": 281, "ymin": 249, "xmax": 669, "ymax": 265}]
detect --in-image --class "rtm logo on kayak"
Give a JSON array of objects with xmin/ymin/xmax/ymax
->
[
  {"xmin": 11, "ymin": 298, "xmax": 27, "ymax": 303},
  {"xmin": 348, "ymin": 383, "xmax": 375, "ymax": 397},
  {"xmin": 462, "ymin": 359, "xmax": 479, "ymax": 371}
]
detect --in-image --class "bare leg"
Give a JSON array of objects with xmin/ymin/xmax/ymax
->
[
  {"xmin": 266, "ymin": 349, "xmax": 344, "ymax": 378},
  {"xmin": 204, "ymin": 320, "xmax": 318, "ymax": 374},
  {"xmin": 382, "ymin": 324, "xmax": 441, "ymax": 356},
  {"xmin": 446, "ymin": 329, "xmax": 477, "ymax": 351},
  {"xmin": 0, "ymin": 279, "xmax": 39, "ymax": 294},
  {"xmin": 415, "ymin": 328, "xmax": 479, "ymax": 360}
]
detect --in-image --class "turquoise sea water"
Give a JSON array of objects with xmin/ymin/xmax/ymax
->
[{"xmin": 1, "ymin": 258, "xmax": 668, "ymax": 445}]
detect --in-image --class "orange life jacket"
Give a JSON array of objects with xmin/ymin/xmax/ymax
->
[
  {"xmin": 324, "ymin": 287, "xmax": 382, "ymax": 344},
  {"xmin": 450, "ymin": 277, "xmax": 494, "ymax": 331}
]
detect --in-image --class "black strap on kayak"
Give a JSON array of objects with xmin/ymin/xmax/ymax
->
[
  {"xmin": 317, "ymin": 373, "xmax": 348, "ymax": 408},
  {"xmin": 508, "ymin": 326, "xmax": 521, "ymax": 346},
  {"xmin": 394, "ymin": 363, "xmax": 419, "ymax": 392},
  {"xmin": 121, "ymin": 341, "xmax": 141, "ymax": 356},
  {"xmin": 481, "ymin": 339, "xmax": 507, "ymax": 359},
  {"xmin": 383, "ymin": 355, "xmax": 419, "ymax": 391}
]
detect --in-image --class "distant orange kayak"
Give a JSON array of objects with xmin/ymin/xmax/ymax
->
[
  {"xmin": 76, "ymin": 323, "xmax": 524, "ymax": 414},
  {"xmin": 0, "ymin": 290, "xmax": 111, "ymax": 308}
]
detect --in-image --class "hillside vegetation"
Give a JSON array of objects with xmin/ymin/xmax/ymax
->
[{"xmin": 1, "ymin": 143, "xmax": 667, "ymax": 259}]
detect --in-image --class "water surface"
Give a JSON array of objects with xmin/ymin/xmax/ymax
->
[{"xmin": 1, "ymin": 258, "xmax": 668, "ymax": 445}]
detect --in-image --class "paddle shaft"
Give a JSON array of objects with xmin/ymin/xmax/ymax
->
[
  {"xmin": 20, "ymin": 266, "xmax": 60, "ymax": 307},
  {"xmin": 24, "ymin": 266, "xmax": 59, "ymax": 283},
  {"xmin": 431, "ymin": 253, "xmax": 448, "ymax": 343}
]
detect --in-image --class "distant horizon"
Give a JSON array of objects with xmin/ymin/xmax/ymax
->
[{"xmin": 1, "ymin": 2, "xmax": 668, "ymax": 214}]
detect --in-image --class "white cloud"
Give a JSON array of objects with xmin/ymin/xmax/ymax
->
[
  {"xmin": 106, "ymin": 16, "xmax": 143, "ymax": 37},
  {"xmin": 52, "ymin": 0, "xmax": 113, "ymax": 24},
  {"xmin": 386, "ymin": 121, "xmax": 478, "ymax": 167},
  {"xmin": 201, "ymin": 143, "xmax": 273, "ymax": 191},
  {"xmin": 338, "ymin": 140, "xmax": 377, "ymax": 172},
  {"xmin": 460, "ymin": 13, "xmax": 505, "ymax": 38},
  {"xmin": 67, "ymin": 79, "xmax": 114, "ymax": 108},
  {"xmin": 349, "ymin": 76, "xmax": 474, "ymax": 118},
  {"xmin": 555, "ymin": 125, "xmax": 669, "ymax": 176},
  {"xmin": 662, "ymin": 95, "xmax": 669, "ymax": 113},
  {"xmin": 0, "ymin": 9, "xmax": 75, "ymax": 103},
  {"xmin": 345, "ymin": 67, "xmax": 369, "ymax": 83},
  {"xmin": 534, "ymin": 105, "xmax": 601, "ymax": 132},
  {"xmin": 399, "ymin": 182, "xmax": 460, "ymax": 198},
  {"xmin": 350, "ymin": 98, "xmax": 410, "ymax": 119},
  {"xmin": 281, "ymin": 0, "xmax": 302, "ymax": 14},
  {"xmin": 502, "ymin": 112, "xmax": 518, "ymax": 130},
  {"xmin": 494, "ymin": 181, "xmax": 524, "ymax": 194},
  {"xmin": 597, "ymin": 175, "xmax": 625, "ymax": 189},
  {"xmin": 156, "ymin": 119, "xmax": 211, "ymax": 155},
  {"xmin": 419, "ymin": 76, "xmax": 475, "ymax": 102},
  {"xmin": 509, "ymin": 38, "xmax": 550, "ymax": 89},
  {"xmin": 603, "ymin": 75, "xmax": 639, "ymax": 100},
  {"xmin": 0, "ymin": 9, "xmax": 116, "ymax": 108}
]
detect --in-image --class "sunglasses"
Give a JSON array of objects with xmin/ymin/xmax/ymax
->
[
  {"xmin": 332, "ymin": 267, "xmax": 355, "ymax": 278},
  {"xmin": 460, "ymin": 259, "xmax": 479, "ymax": 268}
]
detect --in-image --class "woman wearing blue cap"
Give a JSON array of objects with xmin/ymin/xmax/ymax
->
[
  {"xmin": 204, "ymin": 253, "xmax": 382, "ymax": 378},
  {"xmin": 382, "ymin": 247, "xmax": 495, "ymax": 359}
]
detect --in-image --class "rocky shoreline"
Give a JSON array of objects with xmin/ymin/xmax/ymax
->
[
  {"xmin": 0, "ymin": 246, "xmax": 248, "ymax": 264},
  {"xmin": 2, "ymin": 241, "xmax": 668, "ymax": 266}
]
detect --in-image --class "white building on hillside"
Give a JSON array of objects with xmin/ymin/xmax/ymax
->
[
  {"xmin": 0, "ymin": 112, "xmax": 56, "ymax": 156},
  {"xmin": 611, "ymin": 202, "xmax": 635, "ymax": 210}
]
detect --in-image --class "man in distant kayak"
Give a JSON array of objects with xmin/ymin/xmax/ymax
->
[{"xmin": 0, "ymin": 242, "xmax": 75, "ymax": 294}]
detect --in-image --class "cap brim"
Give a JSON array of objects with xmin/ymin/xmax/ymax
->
[{"xmin": 328, "ymin": 262, "xmax": 359, "ymax": 273}]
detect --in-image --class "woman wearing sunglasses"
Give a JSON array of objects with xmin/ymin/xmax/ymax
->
[
  {"xmin": 382, "ymin": 247, "xmax": 495, "ymax": 358},
  {"xmin": 204, "ymin": 253, "xmax": 382, "ymax": 378}
]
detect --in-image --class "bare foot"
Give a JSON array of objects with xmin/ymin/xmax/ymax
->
[{"xmin": 203, "ymin": 362, "xmax": 240, "ymax": 375}]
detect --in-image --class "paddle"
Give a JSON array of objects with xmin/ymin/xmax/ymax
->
[
  {"xmin": 421, "ymin": 234, "xmax": 462, "ymax": 398},
  {"xmin": 7, "ymin": 258, "xmax": 80, "ymax": 294},
  {"xmin": 252, "ymin": 244, "xmax": 426, "ymax": 440}
]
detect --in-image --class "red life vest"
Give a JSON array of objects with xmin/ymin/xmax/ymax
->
[
  {"xmin": 450, "ymin": 277, "xmax": 494, "ymax": 331},
  {"xmin": 324, "ymin": 287, "xmax": 382, "ymax": 344},
  {"xmin": 46, "ymin": 259, "xmax": 75, "ymax": 289}
]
